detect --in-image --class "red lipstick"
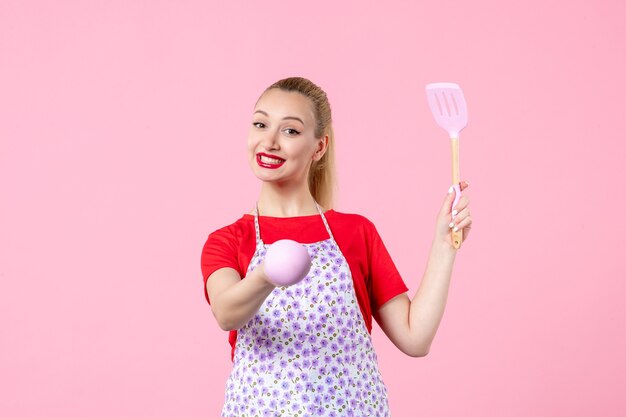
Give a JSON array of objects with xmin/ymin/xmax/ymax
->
[{"xmin": 257, "ymin": 153, "xmax": 286, "ymax": 169}]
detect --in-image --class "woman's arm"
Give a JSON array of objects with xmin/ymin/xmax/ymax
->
[
  {"xmin": 377, "ymin": 240, "xmax": 456, "ymax": 356},
  {"xmin": 376, "ymin": 182, "xmax": 471, "ymax": 357},
  {"xmin": 206, "ymin": 265, "xmax": 276, "ymax": 331}
]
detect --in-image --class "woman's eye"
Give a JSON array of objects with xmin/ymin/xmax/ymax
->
[
  {"xmin": 284, "ymin": 128, "xmax": 300, "ymax": 136},
  {"xmin": 252, "ymin": 122, "xmax": 265, "ymax": 128}
]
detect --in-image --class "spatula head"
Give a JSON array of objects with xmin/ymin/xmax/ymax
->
[{"xmin": 425, "ymin": 82, "xmax": 468, "ymax": 138}]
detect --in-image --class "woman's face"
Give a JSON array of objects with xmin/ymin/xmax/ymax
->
[{"xmin": 248, "ymin": 88, "xmax": 325, "ymax": 185}]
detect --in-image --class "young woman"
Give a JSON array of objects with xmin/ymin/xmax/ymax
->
[{"xmin": 201, "ymin": 77, "xmax": 472, "ymax": 417}]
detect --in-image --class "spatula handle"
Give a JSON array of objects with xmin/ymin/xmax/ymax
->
[{"xmin": 451, "ymin": 138, "xmax": 463, "ymax": 249}]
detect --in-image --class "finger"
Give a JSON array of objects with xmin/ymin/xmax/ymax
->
[
  {"xmin": 451, "ymin": 196, "xmax": 470, "ymax": 215},
  {"xmin": 451, "ymin": 206, "xmax": 471, "ymax": 224},
  {"xmin": 460, "ymin": 180, "xmax": 469, "ymax": 191},
  {"xmin": 441, "ymin": 186, "xmax": 456, "ymax": 215},
  {"xmin": 451, "ymin": 215, "xmax": 472, "ymax": 232}
]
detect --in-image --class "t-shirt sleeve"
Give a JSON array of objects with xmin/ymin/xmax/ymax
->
[
  {"xmin": 365, "ymin": 219, "xmax": 409, "ymax": 312},
  {"xmin": 200, "ymin": 227, "xmax": 241, "ymax": 305}
]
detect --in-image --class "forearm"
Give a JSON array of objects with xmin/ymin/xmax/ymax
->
[
  {"xmin": 212, "ymin": 267, "xmax": 276, "ymax": 331},
  {"xmin": 408, "ymin": 238, "xmax": 457, "ymax": 352}
]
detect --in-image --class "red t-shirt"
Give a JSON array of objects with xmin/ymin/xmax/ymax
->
[{"xmin": 200, "ymin": 209, "xmax": 409, "ymax": 361}]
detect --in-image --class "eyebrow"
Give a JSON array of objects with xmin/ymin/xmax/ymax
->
[{"xmin": 254, "ymin": 110, "xmax": 304, "ymax": 125}]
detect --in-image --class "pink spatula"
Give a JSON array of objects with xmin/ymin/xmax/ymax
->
[{"xmin": 425, "ymin": 82, "xmax": 468, "ymax": 249}]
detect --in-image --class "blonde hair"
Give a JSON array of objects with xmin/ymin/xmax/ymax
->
[{"xmin": 261, "ymin": 77, "xmax": 336, "ymax": 209}]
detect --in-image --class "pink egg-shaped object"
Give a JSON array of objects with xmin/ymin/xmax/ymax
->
[{"xmin": 263, "ymin": 239, "xmax": 312, "ymax": 286}]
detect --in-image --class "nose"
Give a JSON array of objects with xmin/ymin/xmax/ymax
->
[{"xmin": 260, "ymin": 128, "xmax": 280, "ymax": 150}]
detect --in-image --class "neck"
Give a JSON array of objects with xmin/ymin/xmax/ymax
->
[{"xmin": 256, "ymin": 181, "xmax": 320, "ymax": 217}]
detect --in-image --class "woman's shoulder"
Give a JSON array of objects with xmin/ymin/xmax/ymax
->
[{"xmin": 206, "ymin": 215, "xmax": 253, "ymax": 241}]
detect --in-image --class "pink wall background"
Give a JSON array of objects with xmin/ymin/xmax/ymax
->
[{"xmin": 1, "ymin": 0, "xmax": 625, "ymax": 416}]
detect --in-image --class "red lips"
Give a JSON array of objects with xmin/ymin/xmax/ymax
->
[{"xmin": 256, "ymin": 153, "xmax": 286, "ymax": 169}]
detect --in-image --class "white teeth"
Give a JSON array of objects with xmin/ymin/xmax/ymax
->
[{"xmin": 260, "ymin": 155, "xmax": 284, "ymax": 164}]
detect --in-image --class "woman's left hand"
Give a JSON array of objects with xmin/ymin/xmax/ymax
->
[{"xmin": 435, "ymin": 180, "xmax": 472, "ymax": 247}]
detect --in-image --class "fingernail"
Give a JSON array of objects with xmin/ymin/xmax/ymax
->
[
  {"xmin": 453, "ymin": 226, "xmax": 458, "ymax": 232},
  {"xmin": 449, "ymin": 222, "xmax": 454, "ymax": 228},
  {"xmin": 452, "ymin": 209, "xmax": 458, "ymax": 217},
  {"xmin": 448, "ymin": 186, "xmax": 453, "ymax": 194}
]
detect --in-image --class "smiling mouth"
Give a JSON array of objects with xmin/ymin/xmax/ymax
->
[{"xmin": 257, "ymin": 153, "xmax": 285, "ymax": 168}]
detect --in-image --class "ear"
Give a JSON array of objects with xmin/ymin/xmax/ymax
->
[{"xmin": 313, "ymin": 135, "xmax": 329, "ymax": 161}]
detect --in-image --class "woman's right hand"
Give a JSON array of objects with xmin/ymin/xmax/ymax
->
[
  {"xmin": 205, "ymin": 240, "xmax": 311, "ymax": 331},
  {"xmin": 262, "ymin": 240, "xmax": 312, "ymax": 286}
]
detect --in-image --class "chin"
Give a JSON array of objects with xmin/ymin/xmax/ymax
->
[{"xmin": 251, "ymin": 167, "xmax": 277, "ymax": 182}]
